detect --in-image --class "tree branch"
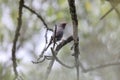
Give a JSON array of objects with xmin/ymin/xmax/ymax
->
[
  {"xmin": 68, "ymin": 0, "xmax": 80, "ymax": 80},
  {"xmin": 100, "ymin": 8, "xmax": 113, "ymax": 20},
  {"xmin": 51, "ymin": 48, "xmax": 75, "ymax": 69},
  {"xmin": 23, "ymin": 5, "xmax": 52, "ymax": 31},
  {"xmin": 82, "ymin": 61, "xmax": 120, "ymax": 73},
  {"xmin": 100, "ymin": 0, "xmax": 120, "ymax": 20},
  {"xmin": 12, "ymin": 0, "xmax": 24, "ymax": 79},
  {"xmin": 45, "ymin": 36, "xmax": 73, "ymax": 80},
  {"xmin": 23, "ymin": 5, "xmax": 53, "ymax": 44}
]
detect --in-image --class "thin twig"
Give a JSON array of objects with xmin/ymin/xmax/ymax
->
[
  {"xmin": 23, "ymin": 5, "xmax": 53, "ymax": 45},
  {"xmin": 45, "ymin": 29, "xmax": 48, "ymax": 43},
  {"xmin": 37, "ymin": 25, "xmax": 58, "ymax": 61},
  {"xmin": 12, "ymin": 0, "xmax": 24, "ymax": 79},
  {"xmin": 100, "ymin": 0, "xmax": 120, "ymax": 20},
  {"xmin": 100, "ymin": 8, "xmax": 113, "ymax": 20},
  {"xmin": 109, "ymin": 2, "xmax": 120, "ymax": 19},
  {"xmin": 23, "ymin": 5, "xmax": 52, "ymax": 31},
  {"xmin": 51, "ymin": 48, "xmax": 75, "ymax": 69},
  {"xmin": 82, "ymin": 61, "xmax": 120, "ymax": 73},
  {"xmin": 36, "ymin": 36, "xmax": 53, "ymax": 62},
  {"xmin": 45, "ymin": 36, "xmax": 73, "ymax": 80},
  {"xmin": 32, "ymin": 57, "xmax": 45, "ymax": 64}
]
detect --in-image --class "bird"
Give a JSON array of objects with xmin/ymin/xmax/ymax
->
[{"xmin": 45, "ymin": 22, "xmax": 67, "ymax": 51}]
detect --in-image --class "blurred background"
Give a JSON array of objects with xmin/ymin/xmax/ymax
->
[{"xmin": 0, "ymin": 0, "xmax": 120, "ymax": 80}]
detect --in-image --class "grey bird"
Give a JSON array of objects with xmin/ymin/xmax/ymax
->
[{"xmin": 45, "ymin": 23, "xmax": 67, "ymax": 50}]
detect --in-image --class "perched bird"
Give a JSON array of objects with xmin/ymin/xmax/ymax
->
[{"xmin": 45, "ymin": 22, "xmax": 67, "ymax": 50}]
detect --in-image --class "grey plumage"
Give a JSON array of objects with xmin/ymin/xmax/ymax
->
[{"xmin": 45, "ymin": 23, "xmax": 67, "ymax": 51}]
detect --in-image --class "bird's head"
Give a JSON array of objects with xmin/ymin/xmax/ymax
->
[{"xmin": 59, "ymin": 22, "xmax": 67, "ymax": 29}]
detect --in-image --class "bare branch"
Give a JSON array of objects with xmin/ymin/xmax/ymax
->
[
  {"xmin": 23, "ymin": 4, "xmax": 54, "ymax": 63},
  {"xmin": 100, "ymin": 0, "xmax": 120, "ymax": 20},
  {"xmin": 23, "ymin": 5, "xmax": 53, "ymax": 45},
  {"xmin": 68, "ymin": 0, "xmax": 80, "ymax": 80},
  {"xmin": 23, "ymin": 5, "xmax": 52, "ymax": 31},
  {"xmin": 12, "ymin": 0, "xmax": 24, "ymax": 79},
  {"xmin": 45, "ymin": 29, "xmax": 48, "ymax": 43},
  {"xmin": 56, "ymin": 36, "xmax": 73, "ymax": 51},
  {"xmin": 109, "ymin": 0, "xmax": 120, "ymax": 19},
  {"xmin": 51, "ymin": 48, "xmax": 75, "ymax": 69},
  {"xmin": 45, "ymin": 36, "xmax": 73, "ymax": 80},
  {"xmin": 32, "ymin": 57, "xmax": 46, "ymax": 64},
  {"xmin": 36, "ymin": 24, "xmax": 58, "ymax": 63},
  {"xmin": 100, "ymin": 8, "xmax": 113, "ymax": 20},
  {"xmin": 82, "ymin": 61, "xmax": 120, "ymax": 73}
]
